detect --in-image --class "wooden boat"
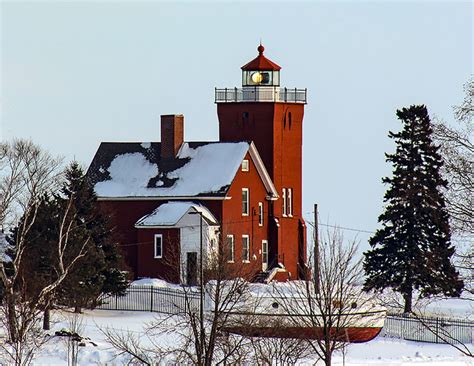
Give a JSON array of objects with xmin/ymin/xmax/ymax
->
[{"xmin": 213, "ymin": 283, "xmax": 386, "ymax": 343}]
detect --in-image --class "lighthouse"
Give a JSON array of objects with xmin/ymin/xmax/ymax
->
[{"xmin": 215, "ymin": 44, "xmax": 308, "ymax": 279}]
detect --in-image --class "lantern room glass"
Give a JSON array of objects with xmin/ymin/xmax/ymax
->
[{"xmin": 242, "ymin": 70, "xmax": 280, "ymax": 87}]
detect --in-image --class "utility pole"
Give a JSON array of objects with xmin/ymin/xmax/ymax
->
[
  {"xmin": 314, "ymin": 203, "xmax": 320, "ymax": 294},
  {"xmin": 199, "ymin": 211, "xmax": 204, "ymax": 358},
  {"xmin": 190, "ymin": 209, "xmax": 205, "ymax": 360}
]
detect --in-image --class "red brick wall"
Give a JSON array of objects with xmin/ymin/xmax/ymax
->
[
  {"xmin": 98, "ymin": 200, "xmax": 162, "ymax": 277},
  {"xmin": 217, "ymin": 102, "xmax": 306, "ymax": 279},
  {"xmin": 136, "ymin": 228, "xmax": 180, "ymax": 283},
  {"xmin": 221, "ymin": 151, "xmax": 270, "ymax": 278}
]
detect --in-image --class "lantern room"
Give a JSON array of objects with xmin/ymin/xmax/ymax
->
[
  {"xmin": 215, "ymin": 44, "xmax": 306, "ymax": 104},
  {"xmin": 241, "ymin": 44, "xmax": 281, "ymax": 87}
]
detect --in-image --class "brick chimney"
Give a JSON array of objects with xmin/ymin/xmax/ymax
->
[{"xmin": 160, "ymin": 114, "xmax": 184, "ymax": 159}]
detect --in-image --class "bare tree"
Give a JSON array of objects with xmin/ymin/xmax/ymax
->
[
  {"xmin": 272, "ymin": 229, "xmax": 384, "ymax": 366},
  {"xmin": 433, "ymin": 78, "xmax": 473, "ymax": 233},
  {"xmin": 433, "ymin": 77, "xmax": 473, "ymax": 295},
  {"xmin": 249, "ymin": 332, "xmax": 311, "ymax": 366},
  {"xmin": 102, "ymin": 234, "xmax": 255, "ymax": 365},
  {"xmin": 0, "ymin": 139, "xmax": 90, "ymax": 365}
]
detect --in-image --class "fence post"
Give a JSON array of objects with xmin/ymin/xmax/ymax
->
[
  {"xmin": 150, "ymin": 286, "xmax": 154, "ymax": 312},
  {"xmin": 436, "ymin": 317, "xmax": 439, "ymax": 343}
]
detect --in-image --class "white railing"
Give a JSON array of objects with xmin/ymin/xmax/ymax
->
[{"xmin": 215, "ymin": 87, "xmax": 307, "ymax": 104}]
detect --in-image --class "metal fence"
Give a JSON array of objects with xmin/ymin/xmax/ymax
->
[
  {"xmin": 215, "ymin": 87, "xmax": 307, "ymax": 104},
  {"xmin": 97, "ymin": 287, "xmax": 473, "ymax": 345},
  {"xmin": 383, "ymin": 312, "xmax": 474, "ymax": 344},
  {"xmin": 97, "ymin": 285, "xmax": 199, "ymax": 315}
]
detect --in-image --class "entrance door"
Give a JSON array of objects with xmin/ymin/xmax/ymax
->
[
  {"xmin": 262, "ymin": 240, "xmax": 268, "ymax": 271},
  {"xmin": 186, "ymin": 252, "xmax": 198, "ymax": 286}
]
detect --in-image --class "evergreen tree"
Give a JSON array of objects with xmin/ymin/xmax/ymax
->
[
  {"xmin": 5, "ymin": 194, "xmax": 58, "ymax": 302},
  {"xmin": 56, "ymin": 161, "xmax": 129, "ymax": 310},
  {"xmin": 364, "ymin": 105, "xmax": 463, "ymax": 313},
  {"xmin": 11, "ymin": 162, "xmax": 129, "ymax": 312}
]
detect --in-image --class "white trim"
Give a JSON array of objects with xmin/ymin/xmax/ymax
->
[
  {"xmin": 227, "ymin": 234, "xmax": 235, "ymax": 263},
  {"xmin": 287, "ymin": 188, "xmax": 293, "ymax": 217},
  {"xmin": 154, "ymin": 234, "xmax": 163, "ymax": 259},
  {"xmin": 242, "ymin": 235, "xmax": 250, "ymax": 262},
  {"xmin": 248, "ymin": 142, "xmax": 278, "ymax": 199},
  {"xmin": 258, "ymin": 202, "xmax": 264, "ymax": 226},
  {"xmin": 282, "ymin": 188, "xmax": 287, "ymax": 217},
  {"xmin": 242, "ymin": 188, "xmax": 249, "ymax": 216}
]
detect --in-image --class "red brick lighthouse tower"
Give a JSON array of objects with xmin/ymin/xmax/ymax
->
[{"xmin": 215, "ymin": 45, "xmax": 308, "ymax": 279}]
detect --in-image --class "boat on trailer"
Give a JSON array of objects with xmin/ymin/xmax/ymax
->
[{"xmin": 211, "ymin": 282, "xmax": 386, "ymax": 343}]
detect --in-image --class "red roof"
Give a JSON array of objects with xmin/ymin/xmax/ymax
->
[{"xmin": 241, "ymin": 44, "xmax": 281, "ymax": 71}]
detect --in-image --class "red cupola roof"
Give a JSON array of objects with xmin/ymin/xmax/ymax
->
[{"xmin": 241, "ymin": 44, "xmax": 281, "ymax": 71}]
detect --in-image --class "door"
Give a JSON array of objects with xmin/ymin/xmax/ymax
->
[
  {"xmin": 186, "ymin": 252, "xmax": 198, "ymax": 286},
  {"xmin": 262, "ymin": 240, "xmax": 268, "ymax": 271}
]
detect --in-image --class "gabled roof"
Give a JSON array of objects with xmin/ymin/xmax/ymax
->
[
  {"xmin": 87, "ymin": 141, "xmax": 278, "ymax": 200},
  {"xmin": 241, "ymin": 44, "xmax": 281, "ymax": 71},
  {"xmin": 135, "ymin": 202, "xmax": 217, "ymax": 228}
]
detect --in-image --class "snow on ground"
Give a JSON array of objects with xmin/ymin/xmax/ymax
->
[
  {"xmin": 422, "ymin": 293, "xmax": 474, "ymax": 320},
  {"xmin": 26, "ymin": 309, "xmax": 473, "ymax": 365},
  {"xmin": 132, "ymin": 277, "xmax": 182, "ymax": 289}
]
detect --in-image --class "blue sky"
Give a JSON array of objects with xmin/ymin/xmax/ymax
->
[{"xmin": 1, "ymin": 1, "xmax": 472, "ymax": 250}]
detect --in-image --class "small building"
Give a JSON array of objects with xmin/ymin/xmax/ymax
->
[{"xmin": 87, "ymin": 45, "xmax": 308, "ymax": 284}]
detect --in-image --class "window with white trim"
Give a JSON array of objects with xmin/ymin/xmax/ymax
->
[
  {"xmin": 242, "ymin": 235, "xmax": 249, "ymax": 262},
  {"xmin": 258, "ymin": 202, "xmax": 264, "ymax": 226},
  {"xmin": 154, "ymin": 234, "xmax": 163, "ymax": 258},
  {"xmin": 227, "ymin": 235, "xmax": 234, "ymax": 262},
  {"xmin": 287, "ymin": 188, "xmax": 293, "ymax": 216},
  {"xmin": 242, "ymin": 188, "xmax": 249, "ymax": 216},
  {"xmin": 241, "ymin": 159, "xmax": 249, "ymax": 172},
  {"xmin": 282, "ymin": 188, "xmax": 287, "ymax": 216}
]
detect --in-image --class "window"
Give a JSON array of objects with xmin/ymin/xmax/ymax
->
[
  {"xmin": 262, "ymin": 240, "xmax": 268, "ymax": 266},
  {"xmin": 282, "ymin": 188, "xmax": 287, "ymax": 216},
  {"xmin": 154, "ymin": 234, "xmax": 163, "ymax": 258},
  {"xmin": 242, "ymin": 235, "xmax": 249, "ymax": 262},
  {"xmin": 242, "ymin": 188, "xmax": 249, "ymax": 216},
  {"xmin": 287, "ymin": 188, "xmax": 293, "ymax": 216},
  {"xmin": 241, "ymin": 159, "xmax": 249, "ymax": 172},
  {"xmin": 258, "ymin": 202, "xmax": 264, "ymax": 226},
  {"xmin": 227, "ymin": 235, "xmax": 234, "ymax": 262}
]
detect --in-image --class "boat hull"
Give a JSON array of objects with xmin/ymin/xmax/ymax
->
[{"xmin": 222, "ymin": 325, "xmax": 383, "ymax": 343}]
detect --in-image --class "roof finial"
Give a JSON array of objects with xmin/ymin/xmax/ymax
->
[{"xmin": 257, "ymin": 40, "xmax": 265, "ymax": 55}]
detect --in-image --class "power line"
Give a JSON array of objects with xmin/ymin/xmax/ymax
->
[{"xmin": 303, "ymin": 216, "xmax": 375, "ymax": 235}]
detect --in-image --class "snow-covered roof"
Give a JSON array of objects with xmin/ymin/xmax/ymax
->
[
  {"xmin": 135, "ymin": 202, "xmax": 217, "ymax": 227},
  {"xmin": 88, "ymin": 141, "xmax": 278, "ymax": 200}
]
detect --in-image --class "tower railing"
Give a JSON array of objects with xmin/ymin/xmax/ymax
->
[{"xmin": 215, "ymin": 87, "xmax": 307, "ymax": 104}]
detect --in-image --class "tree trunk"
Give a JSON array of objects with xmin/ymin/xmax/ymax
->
[
  {"xmin": 74, "ymin": 306, "xmax": 82, "ymax": 314},
  {"xmin": 325, "ymin": 351, "xmax": 332, "ymax": 366},
  {"xmin": 43, "ymin": 307, "xmax": 50, "ymax": 330},
  {"xmin": 403, "ymin": 290, "xmax": 413, "ymax": 313},
  {"xmin": 6, "ymin": 292, "xmax": 19, "ymax": 343}
]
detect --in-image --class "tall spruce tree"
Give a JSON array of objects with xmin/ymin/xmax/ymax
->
[
  {"xmin": 13, "ymin": 162, "xmax": 129, "ymax": 314},
  {"xmin": 56, "ymin": 161, "xmax": 129, "ymax": 311},
  {"xmin": 364, "ymin": 105, "xmax": 463, "ymax": 313}
]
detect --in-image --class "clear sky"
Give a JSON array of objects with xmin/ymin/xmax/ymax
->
[{"xmin": 1, "ymin": 1, "xmax": 472, "ymax": 251}]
